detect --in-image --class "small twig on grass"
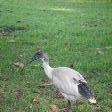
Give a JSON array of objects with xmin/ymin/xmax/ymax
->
[{"xmin": 37, "ymin": 83, "xmax": 53, "ymax": 88}]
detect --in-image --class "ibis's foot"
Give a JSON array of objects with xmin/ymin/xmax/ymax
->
[{"xmin": 59, "ymin": 108, "xmax": 72, "ymax": 112}]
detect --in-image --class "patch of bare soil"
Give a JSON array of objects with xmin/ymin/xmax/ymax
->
[
  {"xmin": 81, "ymin": 20, "xmax": 102, "ymax": 28},
  {"xmin": 0, "ymin": 26, "xmax": 26, "ymax": 36}
]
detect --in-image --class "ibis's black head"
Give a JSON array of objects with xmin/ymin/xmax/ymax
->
[{"xmin": 26, "ymin": 50, "xmax": 49, "ymax": 65}]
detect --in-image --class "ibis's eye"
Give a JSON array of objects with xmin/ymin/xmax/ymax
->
[{"xmin": 36, "ymin": 52, "xmax": 42, "ymax": 57}]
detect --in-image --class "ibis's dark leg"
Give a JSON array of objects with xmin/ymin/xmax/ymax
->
[
  {"xmin": 59, "ymin": 100, "xmax": 72, "ymax": 112},
  {"xmin": 67, "ymin": 100, "xmax": 71, "ymax": 110}
]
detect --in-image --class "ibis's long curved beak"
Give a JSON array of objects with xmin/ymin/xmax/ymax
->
[
  {"xmin": 23, "ymin": 53, "xmax": 40, "ymax": 69},
  {"xmin": 25, "ymin": 58, "xmax": 35, "ymax": 66},
  {"xmin": 20, "ymin": 52, "xmax": 41, "ymax": 72}
]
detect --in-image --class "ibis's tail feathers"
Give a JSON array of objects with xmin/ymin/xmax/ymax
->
[{"xmin": 88, "ymin": 97, "xmax": 96, "ymax": 104}]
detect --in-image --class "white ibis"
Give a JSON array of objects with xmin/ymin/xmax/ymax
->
[{"xmin": 27, "ymin": 50, "xmax": 96, "ymax": 111}]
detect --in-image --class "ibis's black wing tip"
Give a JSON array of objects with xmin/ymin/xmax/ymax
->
[{"xmin": 78, "ymin": 80, "xmax": 94, "ymax": 99}]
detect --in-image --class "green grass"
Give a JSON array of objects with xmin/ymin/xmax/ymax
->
[{"xmin": 0, "ymin": 0, "xmax": 112, "ymax": 112}]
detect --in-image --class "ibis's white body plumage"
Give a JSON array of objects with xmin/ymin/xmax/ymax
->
[{"xmin": 43, "ymin": 61, "xmax": 96, "ymax": 103}]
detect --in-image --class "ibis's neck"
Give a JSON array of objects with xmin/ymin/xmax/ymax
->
[{"xmin": 43, "ymin": 61, "xmax": 53, "ymax": 80}]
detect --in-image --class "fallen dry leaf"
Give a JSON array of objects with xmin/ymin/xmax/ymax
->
[
  {"xmin": 8, "ymin": 39, "xmax": 16, "ymax": 43},
  {"xmin": 14, "ymin": 89, "xmax": 22, "ymax": 100},
  {"xmin": 29, "ymin": 104, "xmax": 33, "ymax": 108},
  {"xmin": 32, "ymin": 98, "xmax": 40, "ymax": 104},
  {"xmin": 55, "ymin": 90, "xmax": 64, "ymax": 99},
  {"xmin": 50, "ymin": 104, "xmax": 57, "ymax": 112},
  {"xmin": 105, "ymin": 46, "xmax": 112, "ymax": 49},
  {"xmin": 19, "ymin": 54, "xmax": 23, "ymax": 57},
  {"xmin": 14, "ymin": 62, "xmax": 24, "ymax": 68},
  {"xmin": 0, "ymin": 91, "xmax": 5, "ymax": 103},
  {"xmin": 96, "ymin": 48, "xmax": 104, "ymax": 55}
]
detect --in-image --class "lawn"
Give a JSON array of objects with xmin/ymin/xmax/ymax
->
[{"xmin": 0, "ymin": 0, "xmax": 112, "ymax": 112}]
